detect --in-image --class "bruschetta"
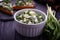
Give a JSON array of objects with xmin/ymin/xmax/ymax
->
[
  {"xmin": 0, "ymin": 0, "xmax": 13, "ymax": 15},
  {"xmin": 13, "ymin": 0, "xmax": 35, "ymax": 10}
]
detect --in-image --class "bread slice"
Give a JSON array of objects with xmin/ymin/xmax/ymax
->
[
  {"xmin": 0, "ymin": 2, "xmax": 13, "ymax": 15},
  {"xmin": 0, "ymin": 7, "xmax": 13, "ymax": 15},
  {"xmin": 13, "ymin": 4, "xmax": 35, "ymax": 10}
]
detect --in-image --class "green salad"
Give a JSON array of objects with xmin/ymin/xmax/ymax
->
[
  {"xmin": 15, "ymin": 0, "xmax": 33, "ymax": 6},
  {"xmin": 16, "ymin": 10, "xmax": 44, "ymax": 24}
]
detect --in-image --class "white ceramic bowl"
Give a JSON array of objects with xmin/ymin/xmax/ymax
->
[{"xmin": 14, "ymin": 9, "xmax": 47, "ymax": 37}]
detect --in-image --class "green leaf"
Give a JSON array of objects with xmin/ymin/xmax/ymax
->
[
  {"xmin": 3, "ymin": 0, "xmax": 11, "ymax": 3},
  {"xmin": 44, "ymin": 5, "xmax": 60, "ymax": 40}
]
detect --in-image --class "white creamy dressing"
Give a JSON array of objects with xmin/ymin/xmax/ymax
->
[
  {"xmin": 0, "ymin": 0, "xmax": 3, "ymax": 6},
  {"xmin": 0, "ymin": 0, "xmax": 3, "ymax": 1}
]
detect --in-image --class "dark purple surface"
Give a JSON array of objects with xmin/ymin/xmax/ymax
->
[{"xmin": 0, "ymin": 0, "xmax": 60, "ymax": 40}]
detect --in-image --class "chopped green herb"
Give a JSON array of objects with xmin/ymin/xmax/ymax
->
[
  {"xmin": 16, "ymin": 10, "xmax": 44, "ymax": 24},
  {"xmin": 3, "ymin": 0, "xmax": 11, "ymax": 3},
  {"xmin": 15, "ymin": 0, "xmax": 32, "ymax": 6}
]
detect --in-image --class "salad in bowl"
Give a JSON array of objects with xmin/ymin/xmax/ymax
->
[{"xmin": 14, "ymin": 9, "xmax": 47, "ymax": 37}]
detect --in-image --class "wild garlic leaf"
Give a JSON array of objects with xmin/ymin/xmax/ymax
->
[
  {"xmin": 44, "ymin": 5, "xmax": 60, "ymax": 40},
  {"xmin": 27, "ymin": 0, "xmax": 32, "ymax": 2},
  {"xmin": 3, "ymin": 0, "xmax": 11, "ymax": 3}
]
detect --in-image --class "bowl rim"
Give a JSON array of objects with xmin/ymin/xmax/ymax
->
[{"xmin": 14, "ymin": 9, "xmax": 47, "ymax": 25}]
